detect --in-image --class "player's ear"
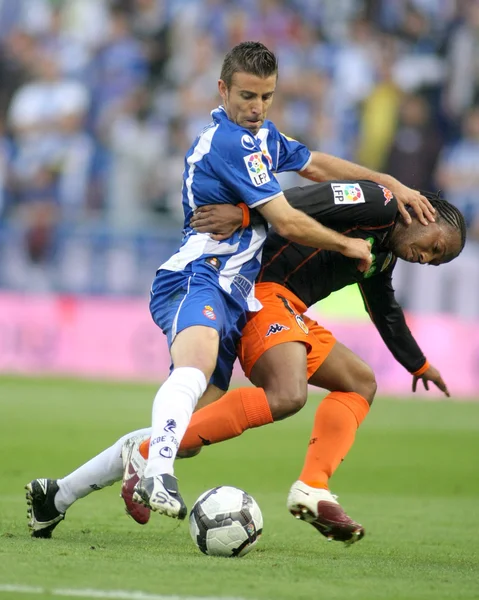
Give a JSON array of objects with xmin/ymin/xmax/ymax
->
[{"xmin": 218, "ymin": 79, "xmax": 227, "ymax": 99}]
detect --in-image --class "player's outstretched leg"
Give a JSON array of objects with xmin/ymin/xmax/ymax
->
[
  {"xmin": 25, "ymin": 479, "xmax": 65, "ymax": 538},
  {"xmin": 121, "ymin": 435, "xmax": 151, "ymax": 524},
  {"xmin": 286, "ymin": 480, "xmax": 364, "ymax": 545},
  {"xmin": 132, "ymin": 474, "xmax": 187, "ymax": 520}
]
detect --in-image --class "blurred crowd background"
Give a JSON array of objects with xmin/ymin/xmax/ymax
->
[{"xmin": 0, "ymin": 0, "xmax": 478, "ymax": 318}]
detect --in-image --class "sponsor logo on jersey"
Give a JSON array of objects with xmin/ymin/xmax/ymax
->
[
  {"xmin": 203, "ymin": 305, "xmax": 216, "ymax": 320},
  {"xmin": 379, "ymin": 184, "xmax": 394, "ymax": 205},
  {"xmin": 241, "ymin": 134, "xmax": 256, "ymax": 151},
  {"xmin": 331, "ymin": 183, "xmax": 365, "ymax": 205},
  {"xmin": 244, "ymin": 152, "xmax": 271, "ymax": 187},
  {"xmin": 205, "ymin": 256, "xmax": 220, "ymax": 270},
  {"xmin": 295, "ymin": 314, "xmax": 309, "ymax": 334},
  {"xmin": 265, "ymin": 323, "xmax": 290, "ymax": 337},
  {"xmin": 381, "ymin": 251, "xmax": 393, "ymax": 272}
]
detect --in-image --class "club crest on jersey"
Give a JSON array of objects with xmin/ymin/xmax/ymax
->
[
  {"xmin": 331, "ymin": 183, "xmax": 365, "ymax": 205},
  {"xmin": 241, "ymin": 134, "xmax": 256, "ymax": 151},
  {"xmin": 203, "ymin": 305, "xmax": 216, "ymax": 320},
  {"xmin": 295, "ymin": 315, "xmax": 309, "ymax": 334},
  {"xmin": 265, "ymin": 323, "xmax": 290, "ymax": 337},
  {"xmin": 379, "ymin": 185, "xmax": 394, "ymax": 205},
  {"xmin": 244, "ymin": 152, "xmax": 270, "ymax": 187}
]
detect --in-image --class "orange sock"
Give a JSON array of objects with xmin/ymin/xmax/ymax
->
[
  {"xmin": 299, "ymin": 391, "xmax": 370, "ymax": 489},
  {"xmin": 139, "ymin": 387, "xmax": 273, "ymax": 459}
]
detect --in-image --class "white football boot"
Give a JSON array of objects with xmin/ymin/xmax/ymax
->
[
  {"xmin": 287, "ymin": 480, "xmax": 365, "ymax": 545},
  {"xmin": 133, "ymin": 473, "xmax": 187, "ymax": 520}
]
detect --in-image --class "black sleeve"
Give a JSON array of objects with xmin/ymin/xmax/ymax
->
[
  {"xmin": 283, "ymin": 180, "xmax": 398, "ymax": 232},
  {"xmin": 358, "ymin": 260, "xmax": 427, "ymax": 374}
]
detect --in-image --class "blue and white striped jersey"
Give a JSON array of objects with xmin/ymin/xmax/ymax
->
[{"xmin": 160, "ymin": 106, "xmax": 312, "ymax": 310}]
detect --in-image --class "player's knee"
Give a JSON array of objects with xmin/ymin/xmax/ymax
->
[{"xmin": 265, "ymin": 381, "xmax": 308, "ymax": 420}]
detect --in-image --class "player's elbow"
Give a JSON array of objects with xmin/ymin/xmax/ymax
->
[
  {"xmin": 269, "ymin": 212, "xmax": 303, "ymax": 239},
  {"xmin": 272, "ymin": 220, "xmax": 296, "ymax": 239}
]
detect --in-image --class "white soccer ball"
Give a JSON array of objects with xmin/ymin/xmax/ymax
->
[{"xmin": 189, "ymin": 486, "xmax": 263, "ymax": 557}]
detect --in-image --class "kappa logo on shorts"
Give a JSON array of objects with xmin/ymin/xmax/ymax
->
[
  {"xmin": 265, "ymin": 323, "xmax": 290, "ymax": 337},
  {"xmin": 244, "ymin": 152, "xmax": 270, "ymax": 187},
  {"xmin": 331, "ymin": 183, "xmax": 365, "ymax": 205},
  {"xmin": 203, "ymin": 305, "xmax": 216, "ymax": 320},
  {"xmin": 295, "ymin": 314, "xmax": 309, "ymax": 334},
  {"xmin": 379, "ymin": 184, "xmax": 394, "ymax": 206}
]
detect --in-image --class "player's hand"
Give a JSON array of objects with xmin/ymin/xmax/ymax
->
[
  {"xmin": 412, "ymin": 364, "xmax": 450, "ymax": 397},
  {"xmin": 342, "ymin": 238, "xmax": 373, "ymax": 273},
  {"xmin": 388, "ymin": 182, "xmax": 436, "ymax": 226},
  {"xmin": 190, "ymin": 205, "xmax": 242, "ymax": 241}
]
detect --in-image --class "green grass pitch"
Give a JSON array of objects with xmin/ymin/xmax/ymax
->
[{"xmin": 0, "ymin": 376, "xmax": 478, "ymax": 600}]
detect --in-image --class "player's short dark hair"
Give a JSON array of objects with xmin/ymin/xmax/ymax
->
[
  {"xmin": 220, "ymin": 41, "xmax": 278, "ymax": 88},
  {"xmin": 420, "ymin": 191, "xmax": 467, "ymax": 261}
]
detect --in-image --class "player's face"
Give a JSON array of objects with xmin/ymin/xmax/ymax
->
[
  {"xmin": 390, "ymin": 221, "xmax": 461, "ymax": 266},
  {"xmin": 218, "ymin": 72, "xmax": 277, "ymax": 135}
]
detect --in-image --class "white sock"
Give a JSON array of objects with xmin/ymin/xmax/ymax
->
[
  {"xmin": 144, "ymin": 367, "xmax": 207, "ymax": 478},
  {"xmin": 54, "ymin": 427, "xmax": 152, "ymax": 513}
]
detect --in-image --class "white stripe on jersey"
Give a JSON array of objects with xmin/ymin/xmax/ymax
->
[
  {"xmin": 160, "ymin": 232, "xmax": 240, "ymax": 272},
  {"xmin": 218, "ymin": 225, "xmax": 266, "ymax": 311},
  {"xmin": 185, "ymin": 124, "xmax": 219, "ymax": 211}
]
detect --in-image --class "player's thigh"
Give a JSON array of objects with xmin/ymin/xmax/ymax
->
[
  {"xmin": 238, "ymin": 283, "xmax": 315, "ymax": 418},
  {"xmin": 170, "ymin": 326, "xmax": 219, "ymax": 376},
  {"xmin": 249, "ymin": 341, "xmax": 309, "ymax": 419},
  {"xmin": 151, "ymin": 272, "xmax": 232, "ymax": 379},
  {"xmin": 308, "ymin": 341, "xmax": 377, "ymax": 403}
]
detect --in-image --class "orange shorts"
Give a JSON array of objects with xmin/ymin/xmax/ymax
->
[{"xmin": 237, "ymin": 282, "xmax": 336, "ymax": 380}]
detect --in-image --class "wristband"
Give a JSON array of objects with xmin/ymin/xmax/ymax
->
[
  {"xmin": 238, "ymin": 203, "xmax": 250, "ymax": 228},
  {"xmin": 412, "ymin": 360, "xmax": 430, "ymax": 377}
]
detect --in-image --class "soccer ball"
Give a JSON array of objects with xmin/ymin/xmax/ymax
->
[{"xmin": 189, "ymin": 486, "xmax": 263, "ymax": 557}]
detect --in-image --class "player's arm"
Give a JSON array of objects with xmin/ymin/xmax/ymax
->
[
  {"xmin": 358, "ymin": 265, "xmax": 450, "ymax": 396},
  {"xmin": 256, "ymin": 193, "xmax": 372, "ymax": 269},
  {"xmin": 190, "ymin": 203, "xmax": 266, "ymax": 240},
  {"xmin": 300, "ymin": 151, "xmax": 436, "ymax": 226}
]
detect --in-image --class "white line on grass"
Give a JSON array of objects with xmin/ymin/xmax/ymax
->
[{"xmin": 0, "ymin": 585, "xmax": 250, "ymax": 600}]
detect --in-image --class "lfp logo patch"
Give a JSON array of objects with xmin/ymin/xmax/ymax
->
[
  {"xmin": 331, "ymin": 183, "xmax": 365, "ymax": 205},
  {"xmin": 244, "ymin": 152, "xmax": 270, "ymax": 187}
]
